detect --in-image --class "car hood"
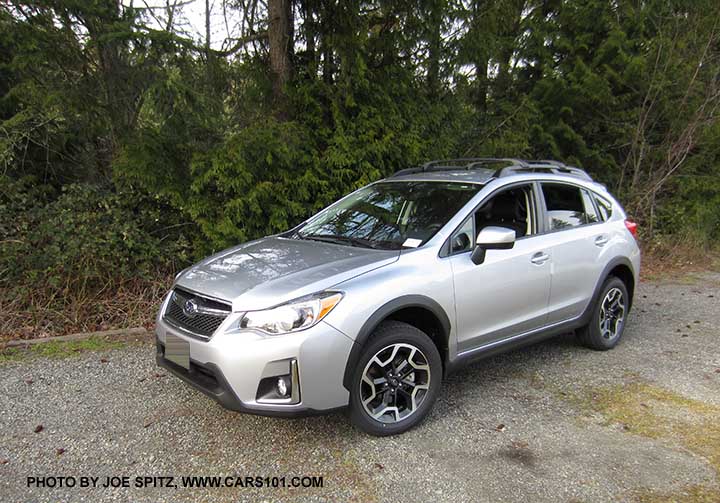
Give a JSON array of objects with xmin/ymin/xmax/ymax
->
[{"xmin": 175, "ymin": 236, "xmax": 399, "ymax": 311}]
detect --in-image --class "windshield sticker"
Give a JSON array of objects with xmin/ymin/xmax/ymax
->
[{"xmin": 402, "ymin": 238, "xmax": 422, "ymax": 248}]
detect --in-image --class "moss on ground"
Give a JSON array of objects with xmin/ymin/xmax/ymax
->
[
  {"xmin": 567, "ymin": 381, "xmax": 720, "ymax": 502},
  {"xmin": 634, "ymin": 485, "xmax": 720, "ymax": 503},
  {"xmin": 0, "ymin": 336, "xmax": 131, "ymax": 363}
]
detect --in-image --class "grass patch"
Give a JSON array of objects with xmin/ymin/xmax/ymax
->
[
  {"xmin": 567, "ymin": 381, "xmax": 720, "ymax": 502},
  {"xmin": 0, "ymin": 336, "xmax": 130, "ymax": 363}
]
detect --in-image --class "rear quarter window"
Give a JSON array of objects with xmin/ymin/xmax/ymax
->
[{"xmin": 592, "ymin": 194, "xmax": 613, "ymax": 221}]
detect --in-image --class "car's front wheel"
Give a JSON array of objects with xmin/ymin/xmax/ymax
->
[{"xmin": 349, "ymin": 321, "xmax": 442, "ymax": 436}]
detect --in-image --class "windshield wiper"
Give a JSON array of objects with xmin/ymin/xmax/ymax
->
[{"xmin": 298, "ymin": 234, "xmax": 378, "ymax": 249}]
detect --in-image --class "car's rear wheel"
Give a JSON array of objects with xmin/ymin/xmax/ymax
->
[
  {"xmin": 577, "ymin": 276, "xmax": 629, "ymax": 350},
  {"xmin": 349, "ymin": 321, "xmax": 442, "ymax": 436}
]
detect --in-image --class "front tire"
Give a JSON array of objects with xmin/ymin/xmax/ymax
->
[
  {"xmin": 349, "ymin": 321, "xmax": 442, "ymax": 436},
  {"xmin": 577, "ymin": 276, "xmax": 629, "ymax": 350}
]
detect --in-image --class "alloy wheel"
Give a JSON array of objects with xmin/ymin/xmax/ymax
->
[
  {"xmin": 359, "ymin": 343, "xmax": 431, "ymax": 424},
  {"xmin": 599, "ymin": 287, "xmax": 625, "ymax": 340}
]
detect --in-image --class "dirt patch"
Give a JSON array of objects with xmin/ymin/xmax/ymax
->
[{"xmin": 498, "ymin": 441, "xmax": 538, "ymax": 468}]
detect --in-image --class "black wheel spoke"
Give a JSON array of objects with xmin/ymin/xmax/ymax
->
[
  {"xmin": 399, "ymin": 366, "xmax": 415, "ymax": 379},
  {"xmin": 395, "ymin": 359, "xmax": 409, "ymax": 375},
  {"xmin": 396, "ymin": 387, "xmax": 414, "ymax": 408},
  {"xmin": 382, "ymin": 389, "xmax": 392, "ymax": 406}
]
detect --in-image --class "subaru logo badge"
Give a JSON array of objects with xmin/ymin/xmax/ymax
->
[{"xmin": 183, "ymin": 299, "xmax": 199, "ymax": 317}]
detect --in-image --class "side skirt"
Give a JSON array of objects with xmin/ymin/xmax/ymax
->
[{"xmin": 444, "ymin": 315, "xmax": 586, "ymax": 376}]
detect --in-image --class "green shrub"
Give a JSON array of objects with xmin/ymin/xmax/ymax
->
[
  {"xmin": 187, "ymin": 119, "xmax": 318, "ymax": 250},
  {"xmin": 0, "ymin": 180, "xmax": 194, "ymax": 295}
]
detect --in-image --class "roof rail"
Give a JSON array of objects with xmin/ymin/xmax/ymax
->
[
  {"xmin": 495, "ymin": 161, "xmax": 593, "ymax": 181},
  {"xmin": 391, "ymin": 157, "xmax": 593, "ymax": 182},
  {"xmin": 422, "ymin": 158, "xmax": 529, "ymax": 169},
  {"xmin": 391, "ymin": 158, "xmax": 526, "ymax": 177},
  {"xmin": 526, "ymin": 160, "xmax": 567, "ymax": 168}
]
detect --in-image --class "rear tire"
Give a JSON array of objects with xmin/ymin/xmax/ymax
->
[
  {"xmin": 349, "ymin": 321, "xmax": 442, "ymax": 436},
  {"xmin": 577, "ymin": 276, "xmax": 629, "ymax": 351}
]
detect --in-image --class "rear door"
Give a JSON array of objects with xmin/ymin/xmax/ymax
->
[{"xmin": 538, "ymin": 182, "xmax": 608, "ymax": 323}]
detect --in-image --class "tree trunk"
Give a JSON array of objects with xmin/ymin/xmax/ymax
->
[
  {"xmin": 475, "ymin": 57, "xmax": 488, "ymax": 114},
  {"xmin": 205, "ymin": 0, "xmax": 211, "ymax": 60},
  {"xmin": 317, "ymin": 0, "xmax": 334, "ymax": 84},
  {"xmin": 268, "ymin": 0, "xmax": 293, "ymax": 115},
  {"xmin": 494, "ymin": 0, "xmax": 524, "ymax": 101},
  {"xmin": 427, "ymin": 0, "xmax": 443, "ymax": 96},
  {"xmin": 322, "ymin": 44, "xmax": 333, "ymax": 84},
  {"xmin": 470, "ymin": 0, "xmax": 488, "ymax": 114},
  {"xmin": 302, "ymin": 0, "xmax": 317, "ymax": 74}
]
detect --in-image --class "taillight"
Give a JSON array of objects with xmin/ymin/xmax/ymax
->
[{"xmin": 624, "ymin": 219, "xmax": 638, "ymax": 238}]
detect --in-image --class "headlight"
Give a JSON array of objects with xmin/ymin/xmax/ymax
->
[{"xmin": 238, "ymin": 292, "xmax": 343, "ymax": 335}]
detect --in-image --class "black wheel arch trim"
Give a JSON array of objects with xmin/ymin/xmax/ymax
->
[
  {"xmin": 342, "ymin": 295, "xmax": 451, "ymax": 391},
  {"xmin": 579, "ymin": 256, "xmax": 636, "ymax": 325}
]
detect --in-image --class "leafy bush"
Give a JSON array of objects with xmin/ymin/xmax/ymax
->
[
  {"xmin": 1, "ymin": 181, "xmax": 193, "ymax": 290},
  {"xmin": 187, "ymin": 119, "xmax": 318, "ymax": 249},
  {"xmin": 0, "ymin": 180, "xmax": 195, "ymax": 337}
]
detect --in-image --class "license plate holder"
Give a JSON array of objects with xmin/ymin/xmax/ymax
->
[{"xmin": 165, "ymin": 334, "xmax": 190, "ymax": 369}]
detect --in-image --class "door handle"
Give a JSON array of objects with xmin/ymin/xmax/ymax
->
[
  {"xmin": 531, "ymin": 252, "xmax": 550, "ymax": 265},
  {"xmin": 594, "ymin": 235, "xmax": 609, "ymax": 247}
]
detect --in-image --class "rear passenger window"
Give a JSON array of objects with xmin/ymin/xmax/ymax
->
[
  {"xmin": 593, "ymin": 194, "xmax": 613, "ymax": 221},
  {"xmin": 541, "ymin": 183, "xmax": 598, "ymax": 230}
]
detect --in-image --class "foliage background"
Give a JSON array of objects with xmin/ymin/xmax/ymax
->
[{"xmin": 1, "ymin": 0, "xmax": 719, "ymax": 337}]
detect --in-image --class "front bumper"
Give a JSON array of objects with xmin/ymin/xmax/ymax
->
[{"xmin": 155, "ymin": 313, "xmax": 356, "ymax": 417}]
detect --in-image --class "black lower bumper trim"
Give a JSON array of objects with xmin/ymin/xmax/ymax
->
[{"xmin": 155, "ymin": 341, "xmax": 343, "ymax": 418}]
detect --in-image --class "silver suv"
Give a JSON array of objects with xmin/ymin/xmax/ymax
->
[{"xmin": 155, "ymin": 158, "xmax": 640, "ymax": 435}]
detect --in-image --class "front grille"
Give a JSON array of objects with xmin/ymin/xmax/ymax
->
[{"xmin": 163, "ymin": 288, "xmax": 231, "ymax": 339}]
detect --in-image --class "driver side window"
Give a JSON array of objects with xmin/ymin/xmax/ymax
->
[
  {"xmin": 475, "ymin": 184, "xmax": 535, "ymax": 238},
  {"xmin": 449, "ymin": 184, "xmax": 536, "ymax": 255}
]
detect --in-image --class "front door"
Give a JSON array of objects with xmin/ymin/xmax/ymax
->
[{"xmin": 448, "ymin": 183, "xmax": 552, "ymax": 352}]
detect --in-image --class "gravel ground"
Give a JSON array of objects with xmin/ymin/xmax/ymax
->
[{"xmin": 1, "ymin": 273, "xmax": 719, "ymax": 503}]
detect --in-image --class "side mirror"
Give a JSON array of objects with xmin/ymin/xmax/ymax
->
[{"xmin": 471, "ymin": 226, "xmax": 516, "ymax": 265}]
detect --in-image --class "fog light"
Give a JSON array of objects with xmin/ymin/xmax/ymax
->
[
  {"xmin": 255, "ymin": 359, "xmax": 300, "ymax": 404},
  {"xmin": 276, "ymin": 377, "xmax": 289, "ymax": 397}
]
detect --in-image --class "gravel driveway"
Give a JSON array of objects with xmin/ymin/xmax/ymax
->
[{"xmin": 1, "ymin": 273, "xmax": 719, "ymax": 503}]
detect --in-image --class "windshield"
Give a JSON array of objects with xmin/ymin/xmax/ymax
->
[{"xmin": 293, "ymin": 181, "xmax": 482, "ymax": 250}]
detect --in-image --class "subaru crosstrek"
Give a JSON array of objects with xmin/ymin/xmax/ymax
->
[{"xmin": 155, "ymin": 158, "xmax": 640, "ymax": 435}]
